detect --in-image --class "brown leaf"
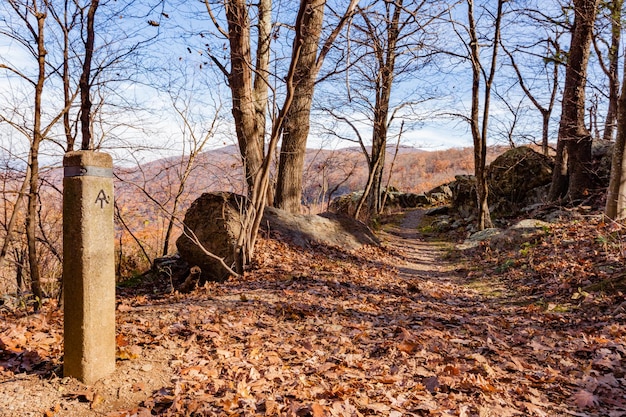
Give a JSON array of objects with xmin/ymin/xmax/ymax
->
[
  {"xmin": 311, "ymin": 402, "xmax": 327, "ymax": 417},
  {"xmin": 44, "ymin": 404, "xmax": 60, "ymax": 417},
  {"xmin": 132, "ymin": 382, "xmax": 146, "ymax": 392},
  {"xmin": 424, "ymin": 376, "xmax": 440, "ymax": 393},
  {"xmin": 116, "ymin": 333, "xmax": 129, "ymax": 347},
  {"xmin": 397, "ymin": 339, "xmax": 419, "ymax": 354},
  {"xmin": 573, "ymin": 390, "xmax": 599, "ymax": 408}
]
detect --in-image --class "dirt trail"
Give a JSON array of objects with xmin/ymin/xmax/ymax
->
[{"xmin": 380, "ymin": 209, "xmax": 458, "ymax": 279}]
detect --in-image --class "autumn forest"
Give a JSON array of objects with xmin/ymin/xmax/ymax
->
[{"xmin": 1, "ymin": 0, "xmax": 626, "ymax": 415}]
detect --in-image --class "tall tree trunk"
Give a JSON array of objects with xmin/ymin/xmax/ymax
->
[
  {"xmin": 274, "ymin": 0, "xmax": 326, "ymax": 213},
  {"xmin": 62, "ymin": 0, "xmax": 74, "ymax": 151},
  {"xmin": 601, "ymin": 0, "xmax": 622, "ymax": 141},
  {"xmin": 367, "ymin": 75, "xmax": 393, "ymax": 215},
  {"xmin": 467, "ymin": 0, "xmax": 501, "ymax": 230},
  {"xmin": 79, "ymin": 0, "xmax": 99, "ymax": 150},
  {"xmin": 238, "ymin": 0, "xmax": 309, "ymax": 265},
  {"xmin": 253, "ymin": 0, "xmax": 272, "ymax": 203},
  {"xmin": 274, "ymin": 0, "xmax": 359, "ymax": 213},
  {"xmin": 605, "ymin": 46, "xmax": 626, "ymax": 218},
  {"xmin": 225, "ymin": 0, "xmax": 268, "ymax": 196},
  {"xmin": 353, "ymin": 0, "xmax": 401, "ymax": 217},
  {"xmin": 549, "ymin": 0, "xmax": 599, "ymax": 201},
  {"xmin": 27, "ymin": 9, "xmax": 47, "ymax": 310}
]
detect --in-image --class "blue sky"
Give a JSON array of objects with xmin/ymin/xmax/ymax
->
[{"xmin": 0, "ymin": 0, "xmax": 616, "ymax": 167}]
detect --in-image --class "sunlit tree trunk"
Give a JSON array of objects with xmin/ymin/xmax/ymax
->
[
  {"xmin": 354, "ymin": 0, "xmax": 401, "ymax": 217},
  {"xmin": 549, "ymin": 0, "xmax": 599, "ymax": 201},
  {"xmin": 467, "ymin": 0, "xmax": 502, "ymax": 230},
  {"xmin": 275, "ymin": 0, "xmax": 326, "ymax": 214},
  {"xmin": 275, "ymin": 0, "xmax": 359, "ymax": 213},
  {"xmin": 598, "ymin": 0, "xmax": 622, "ymax": 141},
  {"xmin": 605, "ymin": 49, "xmax": 626, "ymax": 218},
  {"xmin": 26, "ymin": 6, "xmax": 47, "ymax": 310},
  {"xmin": 224, "ymin": 0, "xmax": 269, "ymax": 196}
]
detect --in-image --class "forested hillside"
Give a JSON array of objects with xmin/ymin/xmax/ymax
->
[{"xmin": 1, "ymin": 143, "xmax": 492, "ymax": 291}]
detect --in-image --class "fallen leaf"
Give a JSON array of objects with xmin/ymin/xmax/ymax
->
[
  {"xmin": 424, "ymin": 376, "xmax": 440, "ymax": 393},
  {"xmin": 573, "ymin": 390, "xmax": 599, "ymax": 408},
  {"xmin": 311, "ymin": 402, "xmax": 326, "ymax": 417}
]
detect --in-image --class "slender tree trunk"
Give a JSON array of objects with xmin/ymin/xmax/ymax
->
[
  {"xmin": 275, "ymin": 0, "xmax": 326, "ymax": 214},
  {"xmin": 62, "ymin": 0, "xmax": 74, "ymax": 151},
  {"xmin": 468, "ymin": 0, "xmax": 500, "ymax": 230},
  {"xmin": 380, "ymin": 121, "xmax": 403, "ymax": 212},
  {"xmin": 354, "ymin": 0, "xmax": 401, "ymax": 216},
  {"xmin": 0, "ymin": 167, "xmax": 30, "ymax": 269},
  {"xmin": 254, "ymin": 0, "xmax": 272, "ymax": 203},
  {"xmin": 238, "ymin": 1, "xmax": 309, "ymax": 265},
  {"xmin": 14, "ymin": 248, "xmax": 25, "ymax": 295},
  {"xmin": 602, "ymin": 0, "xmax": 622, "ymax": 141},
  {"xmin": 541, "ymin": 110, "xmax": 551, "ymax": 155},
  {"xmin": 605, "ymin": 49, "xmax": 626, "ymax": 218},
  {"xmin": 368, "ymin": 83, "xmax": 392, "ymax": 215},
  {"xmin": 549, "ymin": 0, "xmax": 599, "ymax": 201},
  {"xmin": 274, "ymin": 0, "xmax": 359, "ymax": 213},
  {"xmin": 79, "ymin": 0, "xmax": 99, "ymax": 150},
  {"xmin": 27, "ymin": 9, "xmax": 47, "ymax": 310}
]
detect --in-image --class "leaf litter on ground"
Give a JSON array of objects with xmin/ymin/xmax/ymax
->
[{"xmin": 0, "ymin": 208, "xmax": 625, "ymax": 416}]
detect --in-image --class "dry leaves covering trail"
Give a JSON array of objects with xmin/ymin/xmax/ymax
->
[{"xmin": 1, "ymin": 209, "xmax": 626, "ymax": 416}]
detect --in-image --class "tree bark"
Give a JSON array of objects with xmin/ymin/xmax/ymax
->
[
  {"xmin": 605, "ymin": 44, "xmax": 626, "ymax": 218},
  {"xmin": 79, "ymin": 0, "xmax": 99, "ymax": 150},
  {"xmin": 549, "ymin": 0, "xmax": 598, "ymax": 201},
  {"xmin": 352, "ymin": 0, "xmax": 402, "ymax": 217},
  {"xmin": 27, "ymin": 8, "xmax": 47, "ymax": 310},
  {"xmin": 274, "ymin": 0, "xmax": 326, "ymax": 213},
  {"xmin": 467, "ymin": 0, "xmax": 501, "ymax": 230},
  {"xmin": 274, "ymin": 0, "xmax": 359, "ymax": 213},
  {"xmin": 225, "ymin": 0, "xmax": 267, "ymax": 195},
  {"xmin": 601, "ymin": 0, "xmax": 622, "ymax": 142}
]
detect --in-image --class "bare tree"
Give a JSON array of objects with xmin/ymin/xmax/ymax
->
[
  {"xmin": 0, "ymin": 0, "xmax": 51, "ymax": 309},
  {"xmin": 605, "ymin": 17, "xmax": 626, "ymax": 218},
  {"xmin": 202, "ymin": 0, "xmax": 331, "ymax": 267},
  {"xmin": 79, "ymin": 0, "xmax": 100, "ymax": 150},
  {"xmin": 318, "ymin": 0, "xmax": 441, "ymax": 219},
  {"xmin": 0, "ymin": 0, "xmax": 163, "ymax": 307},
  {"xmin": 452, "ymin": 0, "xmax": 504, "ymax": 230}
]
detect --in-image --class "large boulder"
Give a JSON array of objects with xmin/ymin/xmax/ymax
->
[
  {"xmin": 487, "ymin": 146, "xmax": 553, "ymax": 213},
  {"xmin": 176, "ymin": 192, "xmax": 247, "ymax": 282},
  {"xmin": 450, "ymin": 147, "xmax": 554, "ymax": 219}
]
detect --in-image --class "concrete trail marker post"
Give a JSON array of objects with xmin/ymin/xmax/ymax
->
[{"xmin": 63, "ymin": 151, "xmax": 115, "ymax": 384}]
